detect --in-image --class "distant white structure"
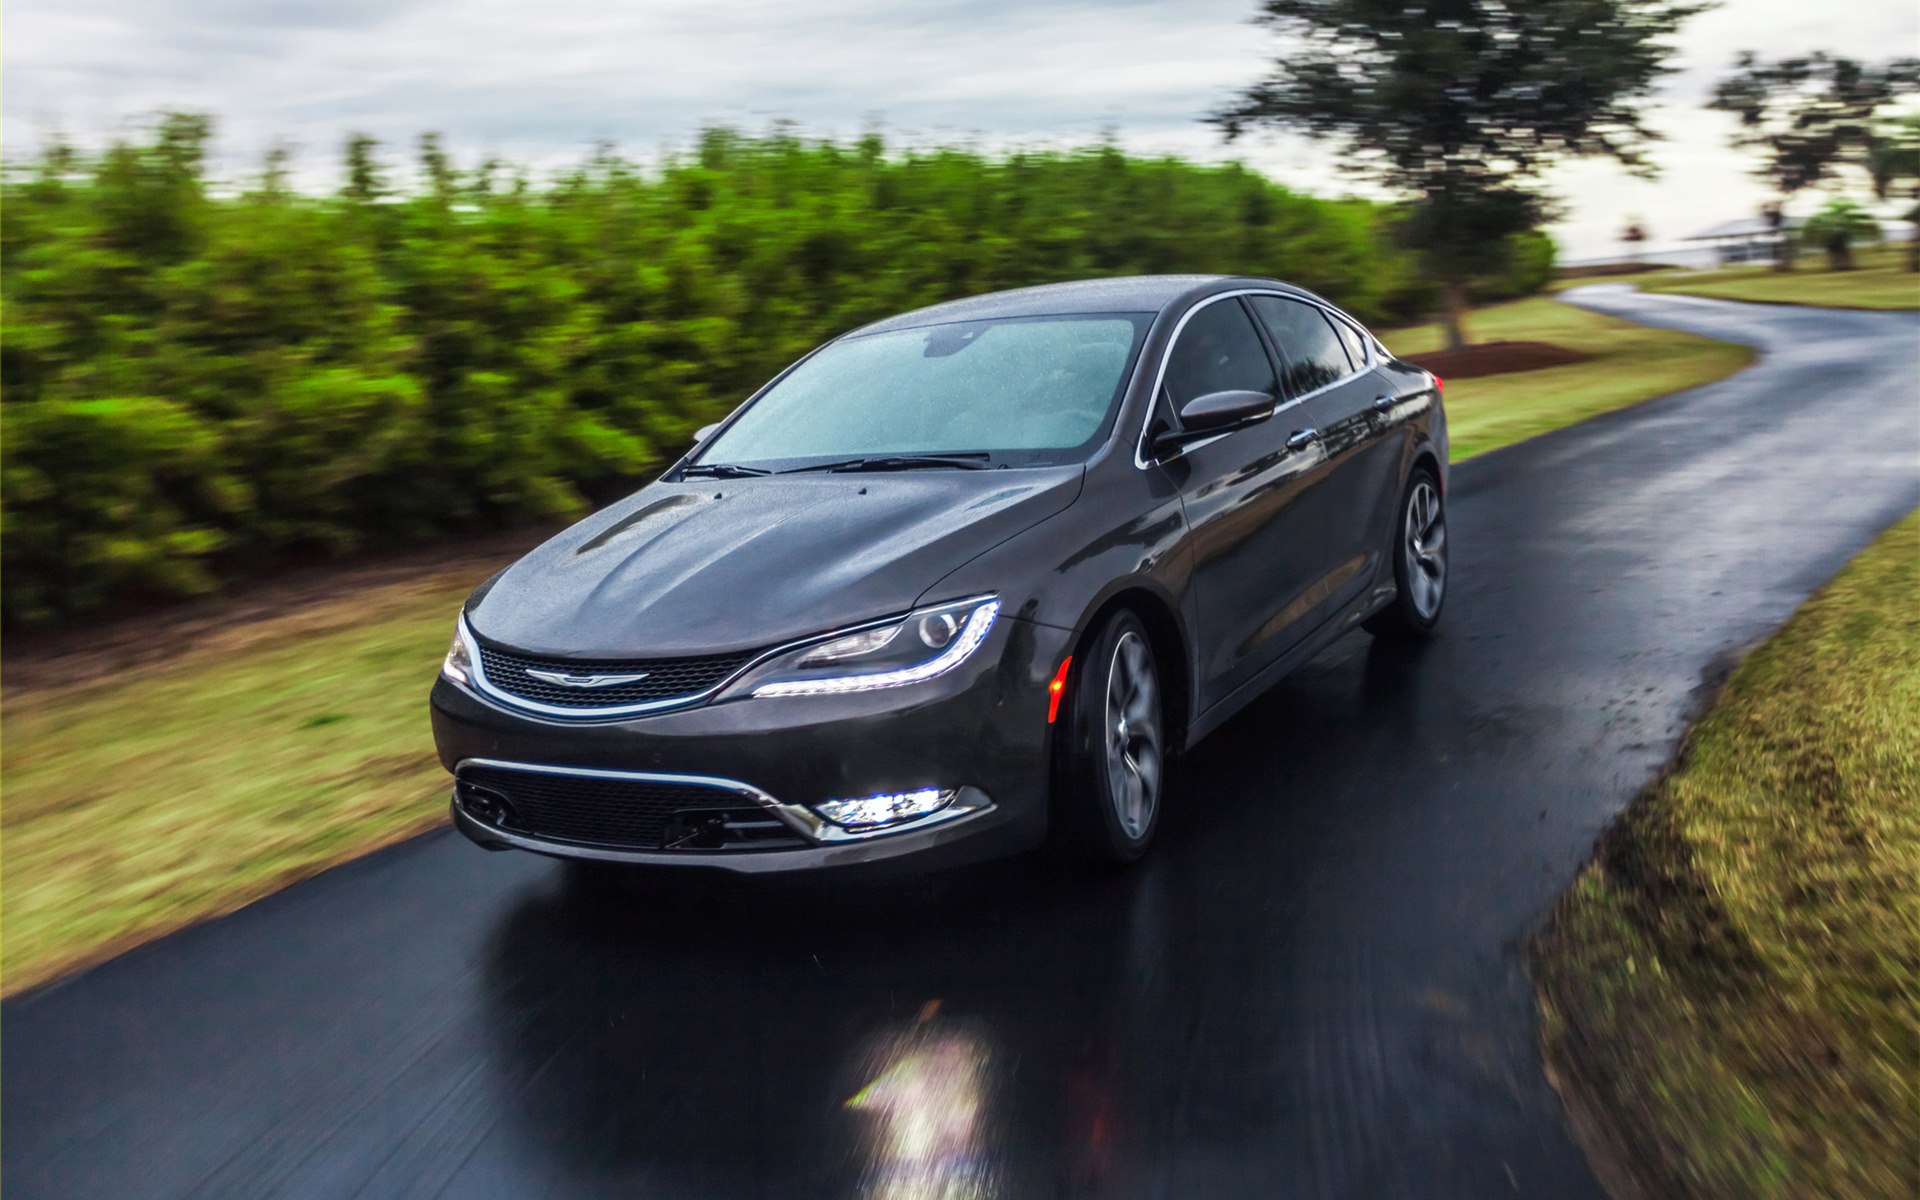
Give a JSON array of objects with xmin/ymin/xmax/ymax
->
[
  {"xmin": 1682, "ymin": 216, "xmax": 1801, "ymax": 266},
  {"xmin": 1562, "ymin": 213, "xmax": 1916, "ymax": 273},
  {"xmin": 1680, "ymin": 215, "xmax": 1915, "ymax": 267}
]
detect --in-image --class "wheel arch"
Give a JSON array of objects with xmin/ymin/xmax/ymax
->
[
  {"xmin": 1410, "ymin": 443, "xmax": 1444, "ymax": 495},
  {"xmin": 1060, "ymin": 585, "xmax": 1193, "ymax": 757}
]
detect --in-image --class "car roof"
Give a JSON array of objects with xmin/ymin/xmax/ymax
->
[{"xmin": 844, "ymin": 275, "xmax": 1313, "ymax": 337}]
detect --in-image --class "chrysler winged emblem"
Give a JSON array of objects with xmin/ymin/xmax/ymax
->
[{"xmin": 525, "ymin": 668, "xmax": 651, "ymax": 689}]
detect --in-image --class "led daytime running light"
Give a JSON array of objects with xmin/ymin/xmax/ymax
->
[
  {"xmin": 753, "ymin": 600, "xmax": 1000, "ymax": 697},
  {"xmin": 813, "ymin": 787, "xmax": 956, "ymax": 830}
]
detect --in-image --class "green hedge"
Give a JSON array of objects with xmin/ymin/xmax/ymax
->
[{"xmin": 2, "ymin": 116, "xmax": 1541, "ymax": 623}]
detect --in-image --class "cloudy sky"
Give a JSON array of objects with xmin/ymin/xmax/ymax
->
[{"xmin": 7, "ymin": 0, "xmax": 1915, "ymax": 259}]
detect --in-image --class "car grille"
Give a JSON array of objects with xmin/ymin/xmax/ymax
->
[
  {"xmin": 473, "ymin": 641, "xmax": 759, "ymax": 711},
  {"xmin": 457, "ymin": 765, "xmax": 806, "ymax": 852}
]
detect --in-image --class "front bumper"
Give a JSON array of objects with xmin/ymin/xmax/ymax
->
[{"xmin": 429, "ymin": 615, "xmax": 1070, "ymax": 873}]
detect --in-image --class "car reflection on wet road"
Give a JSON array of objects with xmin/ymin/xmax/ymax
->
[{"xmin": 3, "ymin": 291, "xmax": 1917, "ymax": 1199}]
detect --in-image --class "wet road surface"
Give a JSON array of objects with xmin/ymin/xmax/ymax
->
[{"xmin": 6, "ymin": 290, "xmax": 1917, "ymax": 1199}]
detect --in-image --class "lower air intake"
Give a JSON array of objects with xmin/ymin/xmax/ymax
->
[{"xmin": 456, "ymin": 764, "xmax": 805, "ymax": 852}]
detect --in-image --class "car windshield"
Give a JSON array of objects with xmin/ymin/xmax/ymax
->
[{"xmin": 694, "ymin": 313, "xmax": 1154, "ymax": 471}]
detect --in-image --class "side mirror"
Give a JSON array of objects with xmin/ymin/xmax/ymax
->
[
  {"xmin": 1152, "ymin": 389, "xmax": 1274, "ymax": 456},
  {"xmin": 694, "ymin": 422, "xmax": 722, "ymax": 444}
]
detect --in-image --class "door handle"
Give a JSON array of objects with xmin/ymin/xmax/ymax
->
[
  {"xmin": 1286, "ymin": 428, "xmax": 1320, "ymax": 452},
  {"xmin": 1371, "ymin": 395, "xmax": 1395, "ymax": 415}
]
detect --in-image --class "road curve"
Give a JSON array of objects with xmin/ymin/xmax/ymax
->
[{"xmin": 5, "ymin": 289, "xmax": 1917, "ymax": 1200}]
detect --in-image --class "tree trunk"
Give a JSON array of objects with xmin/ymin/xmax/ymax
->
[
  {"xmin": 1441, "ymin": 280, "xmax": 1470, "ymax": 350},
  {"xmin": 1773, "ymin": 236, "xmax": 1796, "ymax": 272}
]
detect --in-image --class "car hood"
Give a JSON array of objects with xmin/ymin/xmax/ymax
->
[{"xmin": 466, "ymin": 466, "xmax": 1083, "ymax": 657}]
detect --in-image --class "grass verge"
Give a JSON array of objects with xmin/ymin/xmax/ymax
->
[
  {"xmin": 1, "ymin": 292, "xmax": 1756, "ymax": 996},
  {"xmin": 1534, "ymin": 509, "xmax": 1920, "ymax": 1200},
  {"xmin": 1, "ymin": 573, "xmax": 476, "ymax": 995},
  {"xmin": 1384, "ymin": 295, "xmax": 1755, "ymax": 461},
  {"xmin": 1637, "ymin": 245, "xmax": 1920, "ymax": 311}
]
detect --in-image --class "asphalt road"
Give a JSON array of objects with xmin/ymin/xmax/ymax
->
[{"xmin": 6, "ymin": 289, "xmax": 1917, "ymax": 1200}]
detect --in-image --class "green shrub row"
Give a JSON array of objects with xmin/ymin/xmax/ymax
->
[{"xmin": 1, "ymin": 116, "xmax": 1550, "ymax": 623}]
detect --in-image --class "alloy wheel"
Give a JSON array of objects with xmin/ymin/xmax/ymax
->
[
  {"xmin": 1104, "ymin": 630, "xmax": 1163, "ymax": 840},
  {"xmin": 1404, "ymin": 479, "xmax": 1447, "ymax": 620}
]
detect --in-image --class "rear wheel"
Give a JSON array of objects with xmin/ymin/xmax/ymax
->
[
  {"xmin": 1364, "ymin": 465, "xmax": 1447, "ymax": 638},
  {"xmin": 1056, "ymin": 610, "xmax": 1165, "ymax": 864}
]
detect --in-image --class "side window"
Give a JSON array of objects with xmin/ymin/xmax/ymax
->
[
  {"xmin": 1329, "ymin": 313, "xmax": 1371, "ymax": 368},
  {"xmin": 1163, "ymin": 300, "xmax": 1278, "ymax": 412},
  {"xmin": 1249, "ymin": 296, "xmax": 1354, "ymax": 396}
]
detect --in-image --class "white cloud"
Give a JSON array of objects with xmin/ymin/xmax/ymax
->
[{"xmin": 4, "ymin": 0, "xmax": 1914, "ymax": 259}]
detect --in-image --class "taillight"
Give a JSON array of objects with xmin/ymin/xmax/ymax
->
[{"xmin": 1432, "ymin": 373, "xmax": 1445, "ymax": 393}]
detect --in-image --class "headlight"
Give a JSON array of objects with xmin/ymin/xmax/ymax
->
[
  {"xmin": 442, "ymin": 619, "xmax": 474, "ymax": 685},
  {"xmin": 731, "ymin": 595, "xmax": 1000, "ymax": 698}
]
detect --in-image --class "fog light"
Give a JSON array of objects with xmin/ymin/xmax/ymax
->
[
  {"xmin": 459, "ymin": 783, "xmax": 516, "ymax": 827},
  {"xmin": 812, "ymin": 788, "xmax": 956, "ymax": 831}
]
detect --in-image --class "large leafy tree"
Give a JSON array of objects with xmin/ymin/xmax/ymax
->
[
  {"xmin": 1708, "ymin": 53, "xmax": 1920, "ymax": 271},
  {"xmin": 1214, "ymin": 0, "xmax": 1707, "ymax": 348}
]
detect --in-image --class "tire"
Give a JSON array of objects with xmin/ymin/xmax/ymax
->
[
  {"xmin": 1054, "ymin": 609, "xmax": 1166, "ymax": 864},
  {"xmin": 1364, "ymin": 464, "xmax": 1448, "ymax": 639}
]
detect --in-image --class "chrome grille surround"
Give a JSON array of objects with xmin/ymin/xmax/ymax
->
[
  {"xmin": 473, "ymin": 641, "xmax": 756, "ymax": 711},
  {"xmin": 458, "ymin": 616, "xmax": 765, "ymax": 719}
]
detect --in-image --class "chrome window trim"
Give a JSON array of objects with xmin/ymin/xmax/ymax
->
[
  {"xmin": 456, "ymin": 594, "xmax": 997, "ymax": 721},
  {"xmin": 454, "ymin": 757, "xmax": 993, "ymax": 844},
  {"xmin": 1132, "ymin": 288, "xmax": 1376, "ymax": 470},
  {"xmin": 457, "ymin": 614, "xmax": 775, "ymax": 720}
]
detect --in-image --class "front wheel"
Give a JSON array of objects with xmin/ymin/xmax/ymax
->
[
  {"xmin": 1055, "ymin": 610, "xmax": 1165, "ymax": 865},
  {"xmin": 1364, "ymin": 466, "xmax": 1448, "ymax": 638}
]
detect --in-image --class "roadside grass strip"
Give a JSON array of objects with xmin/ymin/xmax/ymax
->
[
  {"xmin": 1636, "ymin": 245, "xmax": 1920, "ymax": 311},
  {"xmin": 1535, "ymin": 508, "xmax": 1920, "ymax": 1200},
  {"xmin": 1384, "ymin": 296, "xmax": 1754, "ymax": 461},
  {"xmin": 1, "ymin": 575, "xmax": 475, "ymax": 995}
]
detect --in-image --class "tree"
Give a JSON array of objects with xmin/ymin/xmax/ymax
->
[
  {"xmin": 1801, "ymin": 196, "xmax": 1879, "ymax": 271},
  {"xmin": 1708, "ymin": 52, "xmax": 1919, "ymax": 271},
  {"xmin": 342, "ymin": 132, "xmax": 388, "ymax": 204},
  {"xmin": 1867, "ymin": 113, "xmax": 1920, "ymax": 272},
  {"xmin": 1213, "ymin": 0, "xmax": 1707, "ymax": 348},
  {"xmin": 418, "ymin": 132, "xmax": 456, "ymax": 206}
]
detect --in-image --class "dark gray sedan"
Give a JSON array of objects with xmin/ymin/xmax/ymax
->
[{"xmin": 430, "ymin": 275, "xmax": 1448, "ymax": 872}]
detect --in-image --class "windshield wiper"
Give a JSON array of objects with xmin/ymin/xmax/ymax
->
[
  {"xmin": 680, "ymin": 462, "xmax": 771, "ymax": 479},
  {"xmin": 783, "ymin": 453, "xmax": 995, "ymax": 474}
]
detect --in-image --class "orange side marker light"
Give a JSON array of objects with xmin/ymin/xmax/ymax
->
[{"xmin": 1047, "ymin": 656, "xmax": 1073, "ymax": 724}]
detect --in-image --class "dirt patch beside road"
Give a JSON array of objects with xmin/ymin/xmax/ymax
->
[
  {"xmin": 2, "ymin": 528, "xmax": 554, "ymax": 699},
  {"xmin": 1404, "ymin": 339, "xmax": 1590, "ymax": 379}
]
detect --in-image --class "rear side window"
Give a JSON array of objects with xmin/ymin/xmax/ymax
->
[
  {"xmin": 1329, "ymin": 312, "xmax": 1371, "ymax": 368},
  {"xmin": 1164, "ymin": 300, "xmax": 1278, "ymax": 409},
  {"xmin": 1249, "ymin": 296, "xmax": 1355, "ymax": 396}
]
